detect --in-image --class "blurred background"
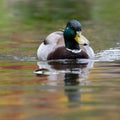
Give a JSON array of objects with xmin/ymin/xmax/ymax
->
[{"xmin": 0, "ymin": 0, "xmax": 120, "ymax": 58}]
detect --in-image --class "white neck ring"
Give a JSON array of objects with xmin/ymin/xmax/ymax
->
[{"xmin": 66, "ymin": 48, "xmax": 82, "ymax": 53}]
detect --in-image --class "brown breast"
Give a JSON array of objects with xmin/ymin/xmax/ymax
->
[{"xmin": 47, "ymin": 47, "xmax": 89, "ymax": 60}]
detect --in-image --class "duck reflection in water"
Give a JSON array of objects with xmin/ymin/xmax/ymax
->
[
  {"xmin": 35, "ymin": 59, "xmax": 94, "ymax": 105},
  {"xmin": 64, "ymin": 73, "xmax": 81, "ymax": 104}
]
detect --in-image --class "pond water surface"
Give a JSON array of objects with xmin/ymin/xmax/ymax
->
[
  {"xmin": 0, "ymin": 58, "xmax": 120, "ymax": 120},
  {"xmin": 0, "ymin": 28, "xmax": 120, "ymax": 120},
  {"xmin": 0, "ymin": 0, "xmax": 120, "ymax": 120}
]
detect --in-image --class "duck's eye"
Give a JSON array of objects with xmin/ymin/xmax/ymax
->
[
  {"xmin": 70, "ymin": 26, "xmax": 81, "ymax": 32},
  {"xmin": 69, "ymin": 25, "xmax": 74, "ymax": 30},
  {"xmin": 77, "ymin": 27, "xmax": 81, "ymax": 31}
]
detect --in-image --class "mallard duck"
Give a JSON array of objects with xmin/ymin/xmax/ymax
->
[{"xmin": 37, "ymin": 20, "xmax": 94, "ymax": 60}]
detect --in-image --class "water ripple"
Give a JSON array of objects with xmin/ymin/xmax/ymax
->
[
  {"xmin": 0, "ymin": 54, "xmax": 36, "ymax": 61},
  {"xmin": 95, "ymin": 47, "xmax": 120, "ymax": 61}
]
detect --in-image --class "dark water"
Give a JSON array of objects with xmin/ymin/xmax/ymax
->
[{"xmin": 0, "ymin": 0, "xmax": 120, "ymax": 120}]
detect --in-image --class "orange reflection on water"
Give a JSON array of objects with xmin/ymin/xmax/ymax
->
[{"xmin": 0, "ymin": 61, "xmax": 120, "ymax": 120}]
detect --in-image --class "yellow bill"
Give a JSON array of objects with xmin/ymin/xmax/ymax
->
[{"xmin": 74, "ymin": 31, "xmax": 86, "ymax": 45}]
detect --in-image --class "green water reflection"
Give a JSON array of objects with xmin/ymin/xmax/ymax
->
[
  {"xmin": 0, "ymin": 0, "xmax": 120, "ymax": 120},
  {"xmin": 0, "ymin": 0, "xmax": 120, "ymax": 54}
]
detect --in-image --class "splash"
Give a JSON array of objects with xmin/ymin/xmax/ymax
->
[{"xmin": 95, "ymin": 47, "xmax": 120, "ymax": 61}]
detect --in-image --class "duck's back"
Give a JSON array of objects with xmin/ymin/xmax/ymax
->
[{"xmin": 37, "ymin": 31, "xmax": 64, "ymax": 60}]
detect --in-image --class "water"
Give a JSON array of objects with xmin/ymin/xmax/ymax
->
[
  {"xmin": 0, "ymin": 0, "xmax": 120, "ymax": 120},
  {"xmin": 0, "ymin": 58, "xmax": 120, "ymax": 120}
]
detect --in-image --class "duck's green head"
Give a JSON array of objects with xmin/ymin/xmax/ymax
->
[{"xmin": 63, "ymin": 20, "xmax": 85, "ymax": 50}]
